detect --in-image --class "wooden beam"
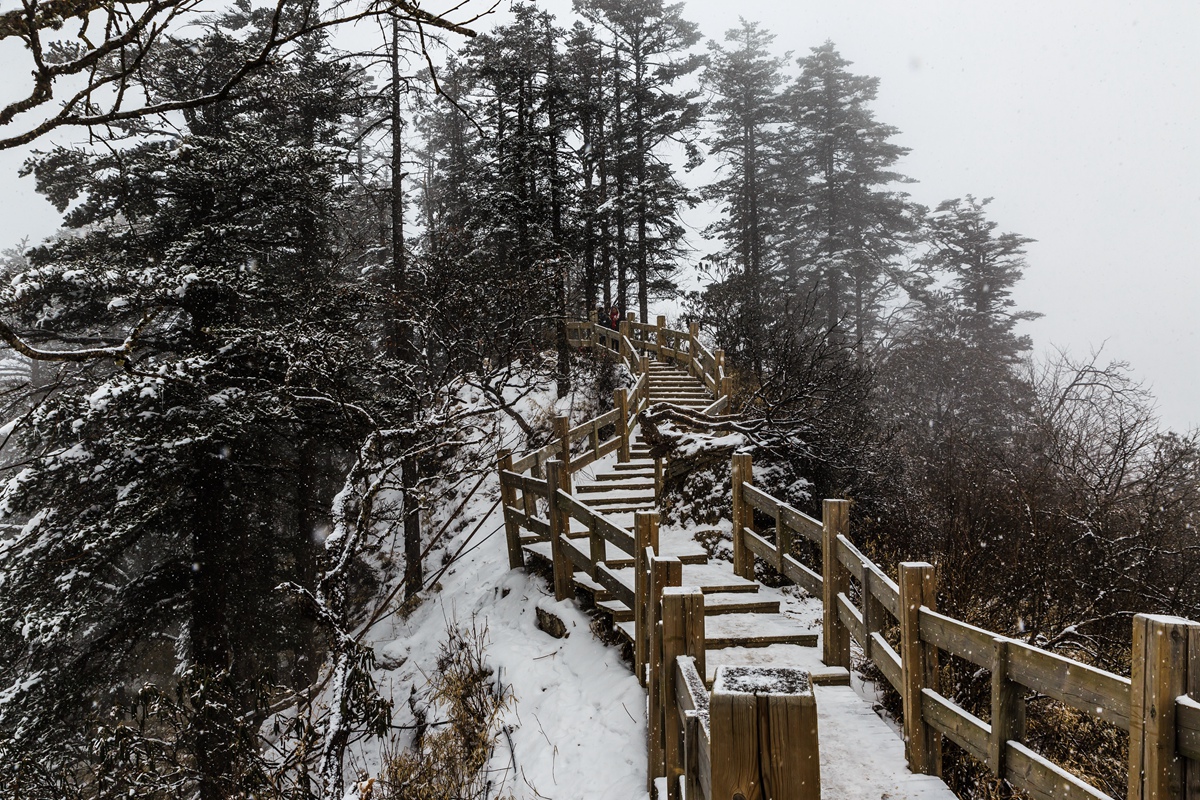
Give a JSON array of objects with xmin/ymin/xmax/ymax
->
[
  {"xmin": 709, "ymin": 666, "xmax": 820, "ymax": 800},
  {"xmin": 647, "ymin": 555, "xmax": 683, "ymax": 789},
  {"xmin": 662, "ymin": 587, "xmax": 705, "ymax": 800},
  {"xmin": 731, "ymin": 454, "xmax": 754, "ymax": 580},
  {"xmin": 498, "ymin": 449, "xmax": 523, "ymax": 569},
  {"xmin": 1129, "ymin": 614, "xmax": 1199, "ymax": 800},
  {"xmin": 546, "ymin": 459, "xmax": 572, "ymax": 602},
  {"xmin": 990, "ymin": 637, "xmax": 1024, "ymax": 777},
  {"xmin": 615, "ymin": 387, "xmax": 630, "ymax": 463},
  {"xmin": 821, "ymin": 499, "xmax": 851, "ymax": 668},
  {"xmin": 554, "ymin": 415, "xmax": 570, "ymax": 474},
  {"xmin": 899, "ymin": 561, "xmax": 941, "ymax": 776}
]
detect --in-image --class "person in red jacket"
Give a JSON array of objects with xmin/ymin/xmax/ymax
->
[{"xmin": 608, "ymin": 305, "xmax": 620, "ymax": 330}]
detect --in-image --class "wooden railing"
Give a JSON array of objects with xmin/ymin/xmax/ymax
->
[
  {"xmin": 568, "ymin": 312, "xmax": 732, "ymax": 415},
  {"xmin": 642, "ymin": 554, "xmax": 820, "ymax": 800},
  {"xmin": 729, "ymin": 452, "xmax": 1200, "ymax": 800}
]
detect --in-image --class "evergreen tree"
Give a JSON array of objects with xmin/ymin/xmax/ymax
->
[
  {"xmin": 776, "ymin": 42, "xmax": 914, "ymax": 349},
  {"xmin": 574, "ymin": 0, "xmax": 704, "ymax": 321},
  {"xmin": 700, "ymin": 19, "xmax": 787, "ymax": 367},
  {"xmin": 0, "ymin": 13, "xmax": 381, "ymax": 795}
]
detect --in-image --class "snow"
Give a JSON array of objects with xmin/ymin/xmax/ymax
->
[{"xmin": 344, "ymin": 363, "xmax": 958, "ymax": 799}]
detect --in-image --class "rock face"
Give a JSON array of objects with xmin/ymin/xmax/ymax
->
[{"xmin": 535, "ymin": 606, "xmax": 570, "ymax": 639}]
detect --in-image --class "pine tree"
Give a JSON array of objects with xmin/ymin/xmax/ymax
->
[
  {"xmin": 574, "ymin": 0, "xmax": 704, "ymax": 321},
  {"xmin": 776, "ymin": 42, "xmax": 914, "ymax": 349},
  {"xmin": 0, "ymin": 13, "xmax": 381, "ymax": 794},
  {"xmin": 700, "ymin": 19, "xmax": 787, "ymax": 367}
]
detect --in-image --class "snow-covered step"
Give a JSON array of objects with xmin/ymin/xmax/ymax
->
[
  {"xmin": 596, "ymin": 599, "xmax": 633, "ymax": 622},
  {"xmin": 591, "ymin": 470, "xmax": 655, "ymax": 481},
  {"xmin": 704, "ymin": 645, "xmax": 850, "ymax": 687},
  {"xmin": 704, "ymin": 613, "xmax": 818, "ymax": 649},
  {"xmin": 576, "ymin": 481, "xmax": 655, "ymax": 493},
  {"xmin": 605, "ymin": 562, "xmax": 761, "ymax": 596},
  {"xmin": 702, "ymin": 592, "xmax": 781, "ymax": 616}
]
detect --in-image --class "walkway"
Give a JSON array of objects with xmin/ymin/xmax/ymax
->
[{"xmin": 523, "ymin": 357, "xmax": 956, "ymax": 800}]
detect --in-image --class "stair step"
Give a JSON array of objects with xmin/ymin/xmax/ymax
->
[
  {"xmin": 704, "ymin": 613, "xmax": 818, "ymax": 650},
  {"xmin": 605, "ymin": 563, "xmax": 761, "ymax": 596},
  {"xmin": 604, "ymin": 550, "xmax": 708, "ymax": 569},
  {"xmin": 576, "ymin": 481, "xmax": 655, "ymax": 493},
  {"xmin": 596, "ymin": 599, "xmax": 633, "ymax": 622},
  {"xmin": 705, "ymin": 646, "xmax": 850, "ymax": 687},
  {"xmin": 592, "ymin": 470, "xmax": 655, "ymax": 480},
  {"xmin": 702, "ymin": 593, "xmax": 781, "ymax": 616}
]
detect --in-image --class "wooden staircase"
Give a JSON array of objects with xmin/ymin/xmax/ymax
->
[{"xmin": 525, "ymin": 355, "xmax": 839, "ymax": 686}]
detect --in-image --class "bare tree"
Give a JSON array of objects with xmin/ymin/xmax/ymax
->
[{"xmin": 0, "ymin": 0, "xmax": 484, "ymax": 152}]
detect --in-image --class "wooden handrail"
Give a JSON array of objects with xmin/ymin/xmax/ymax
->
[{"xmin": 727, "ymin": 452, "xmax": 1198, "ymax": 800}]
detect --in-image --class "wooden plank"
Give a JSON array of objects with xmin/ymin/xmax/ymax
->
[
  {"xmin": 1007, "ymin": 741, "xmax": 1115, "ymax": 800},
  {"xmin": 837, "ymin": 592, "xmax": 865, "ymax": 645},
  {"xmin": 596, "ymin": 436, "xmax": 621, "ymax": 459},
  {"xmin": 557, "ymin": 490, "xmax": 595, "ymax": 529},
  {"xmin": 781, "ymin": 554, "xmax": 823, "ymax": 597},
  {"xmin": 872, "ymin": 634, "xmax": 904, "ymax": 694},
  {"xmin": 834, "ymin": 534, "xmax": 866, "ymax": 584},
  {"xmin": 779, "ymin": 504, "xmax": 822, "ymax": 544},
  {"xmin": 594, "ymin": 512, "xmax": 637, "ymax": 555},
  {"xmin": 1007, "ymin": 640, "xmax": 1130, "ymax": 731},
  {"xmin": 1179, "ymin": 696, "xmax": 1200, "ymax": 761},
  {"xmin": 822, "ymin": 500, "xmax": 852, "ymax": 669},
  {"xmin": 1129, "ymin": 615, "xmax": 1198, "ymax": 800},
  {"xmin": 741, "ymin": 482, "xmax": 779, "ymax": 519},
  {"xmin": 570, "ymin": 449, "xmax": 598, "ymax": 472},
  {"xmin": 899, "ymin": 562, "xmax": 941, "ymax": 775},
  {"xmin": 919, "ymin": 608, "xmax": 995, "ymax": 668},
  {"xmin": 595, "ymin": 408, "xmax": 621, "ymax": 428},
  {"xmin": 868, "ymin": 566, "xmax": 901, "ymax": 619},
  {"xmin": 742, "ymin": 527, "xmax": 777, "ymax": 564},
  {"xmin": 594, "ymin": 562, "xmax": 635, "ymax": 608},
  {"xmin": 561, "ymin": 535, "xmax": 593, "ymax": 573},
  {"xmin": 523, "ymin": 515, "xmax": 549, "ymax": 537},
  {"xmin": 922, "ymin": 688, "xmax": 991, "ymax": 764}
]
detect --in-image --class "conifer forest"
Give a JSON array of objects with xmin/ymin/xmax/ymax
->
[{"xmin": 0, "ymin": 1, "xmax": 1196, "ymax": 799}]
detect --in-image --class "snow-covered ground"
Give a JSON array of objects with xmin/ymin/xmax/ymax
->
[{"xmin": 345, "ymin": 366, "xmax": 957, "ymax": 799}]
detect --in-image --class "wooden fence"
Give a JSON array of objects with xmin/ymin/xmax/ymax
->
[
  {"xmin": 730, "ymin": 452, "xmax": 1200, "ymax": 800},
  {"xmin": 641, "ymin": 549, "xmax": 821, "ymax": 800},
  {"xmin": 569, "ymin": 312, "xmax": 732, "ymax": 415}
]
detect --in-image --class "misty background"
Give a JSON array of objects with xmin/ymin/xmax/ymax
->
[{"xmin": 1, "ymin": 0, "xmax": 1197, "ymax": 429}]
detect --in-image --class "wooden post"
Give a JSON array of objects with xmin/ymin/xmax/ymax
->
[
  {"xmin": 990, "ymin": 637, "xmax": 1024, "ymax": 778},
  {"xmin": 498, "ymin": 449, "xmax": 523, "ymax": 569},
  {"xmin": 661, "ymin": 586, "xmax": 705, "ymax": 800},
  {"xmin": 654, "ymin": 457, "xmax": 664, "ymax": 500},
  {"xmin": 688, "ymin": 321, "xmax": 699, "ymax": 377},
  {"xmin": 731, "ymin": 454, "xmax": 754, "ymax": 580},
  {"xmin": 898, "ymin": 561, "xmax": 941, "ymax": 776},
  {"xmin": 634, "ymin": 512, "xmax": 660, "ymax": 685},
  {"xmin": 720, "ymin": 376, "xmax": 733, "ymax": 405},
  {"xmin": 545, "ymin": 459, "xmax": 573, "ymax": 602},
  {"xmin": 554, "ymin": 414, "xmax": 571, "ymax": 473},
  {"xmin": 656, "ymin": 314, "xmax": 666, "ymax": 360},
  {"xmin": 615, "ymin": 388, "xmax": 630, "ymax": 463},
  {"xmin": 1129, "ymin": 614, "xmax": 1200, "ymax": 800},
  {"xmin": 709, "ymin": 666, "xmax": 821, "ymax": 800},
  {"xmin": 640, "ymin": 353, "xmax": 650, "ymax": 377},
  {"xmin": 862, "ymin": 570, "xmax": 888, "ymax": 664},
  {"xmin": 821, "ymin": 499, "xmax": 851, "ymax": 668},
  {"xmin": 776, "ymin": 517, "xmax": 793, "ymax": 575},
  {"xmin": 684, "ymin": 712, "xmax": 703, "ymax": 800},
  {"xmin": 1189, "ymin": 630, "xmax": 1200, "ymax": 800},
  {"xmin": 647, "ymin": 556, "xmax": 683, "ymax": 789}
]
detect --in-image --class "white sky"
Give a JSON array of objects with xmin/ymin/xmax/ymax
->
[{"xmin": 1, "ymin": 0, "xmax": 1197, "ymax": 431}]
